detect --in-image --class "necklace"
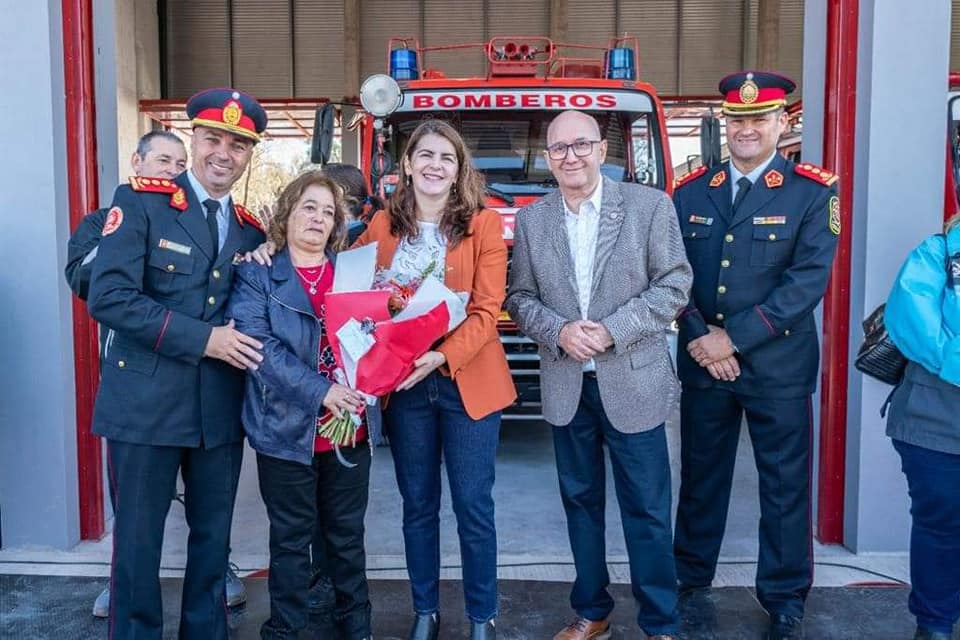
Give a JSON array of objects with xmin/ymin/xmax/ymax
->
[{"xmin": 294, "ymin": 260, "xmax": 328, "ymax": 295}]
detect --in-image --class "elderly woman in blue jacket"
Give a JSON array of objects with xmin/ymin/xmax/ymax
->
[
  {"xmin": 228, "ymin": 171, "xmax": 376, "ymax": 640},
  {"xmin": 885, "ymin": 214, "xmax": 960, "ymax": 640}
]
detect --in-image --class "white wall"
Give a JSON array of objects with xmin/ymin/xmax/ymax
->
[
  {"xmin": 0, "ymin": 0, "xmax": 80, "ymax": 548},
  {"xmin": 843, "ymin": 0, "xmax": 951, "ymax": 551}
]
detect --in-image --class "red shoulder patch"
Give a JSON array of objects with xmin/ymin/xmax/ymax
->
[
  {"xmin": 794, "ymin": 163, "xmax": 839, "ymax": 187},
  {"xmin": 234, "ymin": 203, "xmax": 266, "ymax": 232},
  {"xmin": 674, "ymin": 165, "xmax": 708, "ymax": 189},
  {"xmin": 709, "ymin": 170, "xmax": 727, "ymax": 188},
  {"xmin": 128, "ymin": 176, "xmax": 179, "ymax": 194},
  {"xmin": 169, "ymin": 187, "xmax": 188, "ymax": 211}
]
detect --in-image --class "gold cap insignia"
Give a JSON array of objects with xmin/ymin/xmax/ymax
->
[
  {"xmin": 223, "ymin": 101, "xmax": 242, "ymax": 126},
  {"xmin": 739, "ymin": 79, "xmax": 759, "ymax": 104}
]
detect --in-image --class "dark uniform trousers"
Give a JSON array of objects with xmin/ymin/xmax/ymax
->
[
  {"xmin": 88, "ymin": 172, "xmax": 265, "ymax": 639},
  {"xmin": 672, "ymin": 154, "xmax": 839, "ymax": 619}
]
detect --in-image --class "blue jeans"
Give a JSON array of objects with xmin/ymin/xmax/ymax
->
[
  {"xmin": 385, "ymin": 371, "xmax": 501, "ymax": 623},
  {"xmin": 553, "ymin": 375, "xmax": 678, "ymax": 636},
  {"xmin": 894, "ymin": 439, "xmax": 960, "ymax": 635}
]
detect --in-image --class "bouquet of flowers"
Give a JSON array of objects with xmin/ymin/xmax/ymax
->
[{"xmin": 316, "ymin": 243, "xmax": 466, "ymax": 448}]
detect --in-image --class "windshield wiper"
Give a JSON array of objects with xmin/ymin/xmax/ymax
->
[{"xmin": 485, "ymin": 184, "xmax": 516, "ymax": 206}]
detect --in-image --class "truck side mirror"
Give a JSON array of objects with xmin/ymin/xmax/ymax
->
[
  {"xmin": 700, "ymin": 115, "xmax": 722, "ymax": 168},
  {"xmin": 310, "ymin": 103, "xmax": 336, "ymax": 165}
]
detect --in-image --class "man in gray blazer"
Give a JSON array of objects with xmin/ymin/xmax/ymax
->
[{"xmin": 505, "ymin": 110, "xmax": 691, "ymax": 640}]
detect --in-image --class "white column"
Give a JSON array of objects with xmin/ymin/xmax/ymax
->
[
  {"xmin": 0, "ymin": 0, "xmax": 80, "ymax": 548},
  {"xmin": 844, "ymin": 0, "xmax": 951, "ymax": 551}
]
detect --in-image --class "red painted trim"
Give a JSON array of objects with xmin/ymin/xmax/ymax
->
[
  {"xmin": 945, "ymin": 138, "xmax": 957, "ymax": 222},
  {"xmin": 754, "ymin": 305, "xmax": 776, "ymax": 335},
  {"xmin": 153, "ymin": 311, "xmax": 172, "ymax": 352},
  {"xmin": 63, "ymin": 0, "xmax": 104, "ymax": 540},
  {"xmin": 817, "ymin": 0, "xmax": 859, "ymax": 544}
]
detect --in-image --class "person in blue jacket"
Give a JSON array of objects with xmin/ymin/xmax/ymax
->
[
  {"xmin": 87, "ymin": 87, "xmax": 268, "ymax": 639},
  {"xmin": 885, "ymin": 214, "xmax": 960, "ymax": 640},
  {"xmin": 672, "ymin": 71, "xmax": 840, "ymax": 640}
]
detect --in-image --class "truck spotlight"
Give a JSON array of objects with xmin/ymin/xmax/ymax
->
[{"xmin": 360, "ymin": 74, "xmax": 402, "ymax": 118}]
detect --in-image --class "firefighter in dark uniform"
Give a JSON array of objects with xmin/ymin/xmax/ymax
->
[
  {"xmin": 672, "ymin": 72, "xmax": 840, "ymax": 640},
  {"xmin": 87, "ymin": 88, "xmax": 268, "ymax": 639}
]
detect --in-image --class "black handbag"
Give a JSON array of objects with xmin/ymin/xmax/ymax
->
[{"xmin": 854, "ymin": 303, "xmax": 907, "ymax": 385}]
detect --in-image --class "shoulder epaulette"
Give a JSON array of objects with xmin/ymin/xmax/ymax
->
[
  {"xmin": 128, "ymin": 176, "xmax": 179, "ymax": 193},
  {"xmin": 234, "ymin": 203, "xmax": 265, "ymax": 232},
  {"xmin": 794, "ymin": 163, "xmax": 839, "ymax": 187},
  {"xmin": 129, "ymin": 176, "xmax": 188, "ymax": 211},
  {"xmin": 673, "ymin": 165, "xmax": 708, "ymax": 189}
]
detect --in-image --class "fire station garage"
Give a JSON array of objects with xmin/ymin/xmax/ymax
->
[{"xmin": 1, "ymin": 0, "xmax": 959, "ymax": 636}]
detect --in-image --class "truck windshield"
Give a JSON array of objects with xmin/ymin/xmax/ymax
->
[{"xmin": 391, "ymin": 110, "xmax": 662, "ymax": 195}]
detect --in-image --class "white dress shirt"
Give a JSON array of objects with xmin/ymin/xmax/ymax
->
[
  {"xmin": 563, "ymin": 179, "xmax": 603, "ymax": 372},
  {"xmin": 186, "ymin": 169, "xmax": 231, "ymax": 252},
  {"xmin": 729, "ymin": 151, "xmax": 778, "ymax": 203}
]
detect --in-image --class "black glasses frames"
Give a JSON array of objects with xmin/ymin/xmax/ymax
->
[{"xmin": 545, "ymin": 139, "xmax": 603, "ymax": 160}]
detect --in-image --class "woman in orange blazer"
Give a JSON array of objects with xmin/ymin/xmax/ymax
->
[{"xmin": 353, "ymin": 119, "xmax": 515, "ymax": 640}]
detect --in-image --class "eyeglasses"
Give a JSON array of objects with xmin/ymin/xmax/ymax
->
[{"xmin": 546, "ymin": 139, "xmax": 602, "ymax": 160}]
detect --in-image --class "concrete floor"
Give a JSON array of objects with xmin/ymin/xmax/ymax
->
[{"xmin": 0, "ymin": 416, "xmax": 910, "ymax": 590}]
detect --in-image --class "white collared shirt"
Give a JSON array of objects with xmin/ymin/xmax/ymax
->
[
  {"xmin": 729, "ymin": 151, "xmax": 778, "ymax": 203},
  {"xmin": 563, "ymin": 178, "xmax": 603, "ymax": 371},
  {"xmin": 187, "ymin": 169, "xmax": 231, "ymax": 251}
]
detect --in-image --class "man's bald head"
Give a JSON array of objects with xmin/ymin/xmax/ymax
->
[{"xmin": 547, "ymin": 110, "xmax": 602, "ymax": 145}]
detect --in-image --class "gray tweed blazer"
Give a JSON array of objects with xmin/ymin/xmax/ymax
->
[{"xmin": 505, "ymin": 177, "xmax": 692, "ymax": 432}]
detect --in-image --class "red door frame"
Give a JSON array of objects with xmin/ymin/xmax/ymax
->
[
  {"xmin": 63, "ymin": 0, "xmax": 104, "ymax": 540},
  {"xmin": 817, "ymin": 0, "xmax": 859, "ymax": 544}
]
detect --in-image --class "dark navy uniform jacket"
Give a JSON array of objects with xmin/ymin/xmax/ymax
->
[
  {"xmin": 65, "ymin": 207, "xmax": 108, "ymax": 301},
  {"xmin": 673, "ymin": 153, "xmax": 839, "ymax": 398},
  {"xmin": 87, "ymin": 171, "xmax": 265, "ymax": 448}
]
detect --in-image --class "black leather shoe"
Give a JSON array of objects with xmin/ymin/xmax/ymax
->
[
  {"xmin": 470, "ymin": 619, "xmax": 496, "ymax": 640},
  {"xmin": 914, "ymin": 628, "xmax": 952, "ymax": 640},
  {"xmin": 766, "ymin": 613, "xmax": 803, "ymax": 640},
  {"xmin": 408, "ymin": 612, "xmax": 440, "ymax": 640}
]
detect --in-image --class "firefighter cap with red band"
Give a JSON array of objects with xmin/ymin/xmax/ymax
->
[
  {"xmin": 186, "ymin": 87, "xmax": 268, "ymax": 142},
  {"xmin": 719, "ymin": 71, "xmax": 796, "ymax": 116}
]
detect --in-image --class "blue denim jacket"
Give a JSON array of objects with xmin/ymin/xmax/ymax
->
[
  {"xmin": 885, "ymin": 226, "xmax": 960, "ymax": 454},
  {"xmin": 227, "ymin": 249, "xmax": 381, "ymax": 465}
]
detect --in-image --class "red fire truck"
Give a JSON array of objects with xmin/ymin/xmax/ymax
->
[{"xmin": 317, "ymin": 36, "xmax": 674, "ymax": 418}]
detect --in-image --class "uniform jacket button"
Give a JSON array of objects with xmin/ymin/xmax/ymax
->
[
  {"xmin": 118, "ymin": 360, "xmax": 126, "ymax": 368},
  {"xmin": 166, "ymin": 264, "xmax": 175, "ymax": 272},
  {"xmin": 769, "ymin": 233, "xmax": 777, "ymax": 241},
  {"xmin": 212, "ymin": 269, "xmax": 221, "ymax": 279},
  {"xmin": 784, "ymin": 329, "xmax": 791, "ymax": 336},
  {"xmin": 207, "ymin": 296, "xmax": 216, "ymax": 305},
  {"xmin": 716, "ymin": 313, "xmax": 725, "ymax": 321},
  {"xmin": 718, "ymin": 285, "xmax": 727, "ymax": 294},
  {"xmin": 725, "ymin": 234, "xmax": 734, "ymax": 242},
  {"xmin": 721, "ymin": 259, "xmax": 730, "ymax": 268}
]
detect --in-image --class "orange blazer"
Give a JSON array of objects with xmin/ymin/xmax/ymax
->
[{"xmin": 353, "ymin": 208, "xmax": 517, "ymax": 419}]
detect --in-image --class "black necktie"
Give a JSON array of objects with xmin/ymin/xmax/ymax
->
[
  {"xmin": 732, "ymin": 177, "xmax": 752, "ymax": 212},
  {"xmin": 203, "ymin": 199, "xmax": 220, "ymax": 259}
]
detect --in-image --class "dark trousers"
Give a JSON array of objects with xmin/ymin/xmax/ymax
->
[
  {"xmin": 674, "ymin": 388, "xmax": 812, "ymax": 618},
  {"xmin": 552, "ymin": 375, "xmax": 678, "ymax": 636},
  {"xmin": 894, "ymin": 439, "xmax": 960, "ymax": 635},
  {"xmin": 257, "ymin": 446, "xmax": 371, "ymax": 639},
  {"xmin": 385, "ymin": 371, "xmax": 501, "ymax": 623},
  {"xmin": 106, "ymin": 439, "xmax": 243, "ymax": 640}
]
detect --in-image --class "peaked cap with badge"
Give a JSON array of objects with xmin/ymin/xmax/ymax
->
[
  {"xmin": 85, "ymin": 88, "xmax": 269, "ymax": 639},
  {"xmin": 186, "ymin": 87, "xmax": 268, "ymax": 142},
  {"xmin": 672, "ymin": 70, "xmax": 842, "ymax": 627},
  {"xmin": 719, "ymin": 70, "xmax": 797, "ymax": 116}
]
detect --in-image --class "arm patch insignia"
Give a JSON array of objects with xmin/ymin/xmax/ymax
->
[{"xmin": 828, "ymin": 195, "xmax": 841, "ymax": 235}]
